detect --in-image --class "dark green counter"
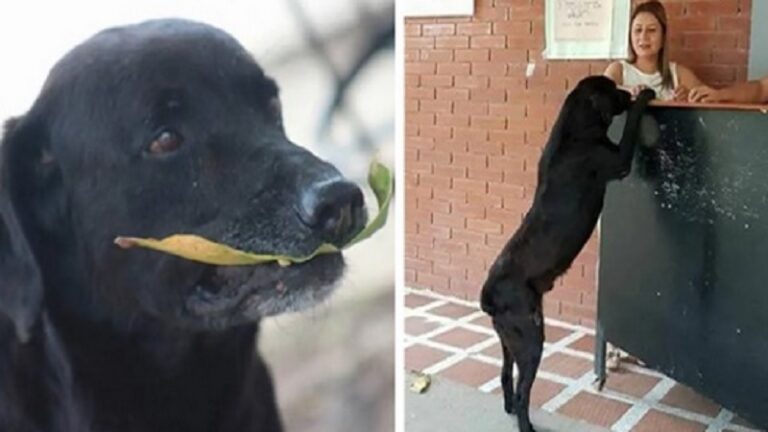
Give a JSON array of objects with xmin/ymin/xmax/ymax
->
[{"xmin": 597, "ymin": 104, "xmax": 768, "ymax": 428}]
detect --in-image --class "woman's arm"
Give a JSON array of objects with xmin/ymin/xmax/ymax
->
[
  {"xmin": 673, "ymin": 64, "xmax": 704, "ymax": 101},
  {"xmin": 689, "ymin": 78, "xmax": 768, "ymax": 104},
  {"xmin": 604, "ymin": 61, "xmax": 624, "ymax": 85},
  {"xmin": 676, "ymin": 64, "xmax": 704, "ymax": 88},
  {"xmin": 604, "ymin": 61, "xmax": 647, "ymax": 96}
]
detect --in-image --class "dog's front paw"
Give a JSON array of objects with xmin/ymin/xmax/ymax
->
[
  {"xmin": 637, "ymin": 88, "xmax": 656, "ymax": 101},
  {"xmin": 634, "ymin": 88, "xmax": 656, "ymax": 110}
]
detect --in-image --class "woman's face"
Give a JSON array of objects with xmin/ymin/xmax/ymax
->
[{"xmin": 631, "ymin": 12, "xmax": 664, "ymax": 60}]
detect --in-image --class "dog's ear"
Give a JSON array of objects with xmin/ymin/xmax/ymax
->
[{"xmin": 0, "ymin": 116, "xmax": 46, "ymax": 342}]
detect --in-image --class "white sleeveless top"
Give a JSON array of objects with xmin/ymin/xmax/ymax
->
[{"xmin": 621, "ymin": 60, "xmax": 679, "ymax": 101}]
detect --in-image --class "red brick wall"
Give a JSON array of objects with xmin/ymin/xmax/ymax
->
[{"xmin": 404, "ymin": 0, "xmax": 752, "ymax": 326}]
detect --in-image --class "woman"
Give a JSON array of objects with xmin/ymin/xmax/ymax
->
[{"xmin": 604, "ymin": 0, "xmax": 703, "ymax": 101}]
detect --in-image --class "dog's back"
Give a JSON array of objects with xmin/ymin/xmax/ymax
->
[{"xmin": 485, "ymin": 83, "xmax": 617, "ymax": 294}]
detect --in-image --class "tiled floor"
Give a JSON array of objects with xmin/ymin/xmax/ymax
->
[{"xmin": 405, "ymin": 288, "xmax": 763, "ymax": 432}]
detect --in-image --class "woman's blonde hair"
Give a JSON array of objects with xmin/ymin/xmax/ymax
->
[{"xmin": 628, "ymin": 0, "xmax": 673, "ymax": 89}]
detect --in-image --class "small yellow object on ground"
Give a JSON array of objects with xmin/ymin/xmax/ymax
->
[{"xmin": 408, "ymin": 372, "xmax": 432, "ymax": 394}]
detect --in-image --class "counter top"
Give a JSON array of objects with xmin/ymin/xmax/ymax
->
[{"xmin": 649, "ymin": 100, "xmax": 768, "ymax": 112}]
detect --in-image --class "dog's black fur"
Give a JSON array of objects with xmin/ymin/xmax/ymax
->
[
  {"xmin": 480, "ymin": 76, "xmax": 654, "ymax": 432},
  {"xmin": 0, "ymin": 19, "xmax": 367, "ymax": 432}
]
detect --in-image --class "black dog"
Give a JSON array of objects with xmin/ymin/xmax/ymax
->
[
  {"xmin": 0, "ymin": 19, "xmax": 367, "ymax": 432},
  {"xmin": 480, "ymin": 76, "xmax": 654, "ymax": 432}
]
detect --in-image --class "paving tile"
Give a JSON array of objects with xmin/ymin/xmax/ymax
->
[
  {"xmin": 603, "ymin": 370, "xmax": 662, "ymax": 399},
  {"xmin": 439, "ymin": 358, "xmax": 500, "ymax": 388},
  {"xmin": 568, "ymin": 334, "xmax": 595, "ymax": 353},
  {"xmin": 530, "ymin": 377, "xmax": 567, "ymax": 408},
  {"xmin": 557, "ymin": 391, "xmax": 632, "ymax": 428},
  {"xmin": 405, "ymin": 344, "xmax": 451, "ymax": 372},
  {"xmin": 466, "ymin": 318, "xmax": 574, "ymax": 346},
  {"xmin": 405, "ymin": 293, "xmax": 438, "ymax": 309},
  {"xmin": 477, "ymin": 339, "xmax": 577, "ymax": 364},
  {"xmin": 428, "ymin": 302, "xmax": 478, "ymax": 319},
  {"xmin": 404, "ymin": 292, "xmax": 746, "ymax": 432},
  {"xmin": 491, "ymin": 376, "xmax": 567, "ymax": 409},
  {"xmin": 545, "ymin": 324, "xmax": 574, "ymax": 344},
  {"xmin": 420, "ymin": 354, "xmax": 742, "ymax": 431},
  {"xmin": 540, "ymin": 352, "xmax": 593, "ymax": 379},
  {"xmin": 480, "ymin": 340, "xmax": 502, "ymax": 359},
  {"xmin": 660, "ymin": 383, "xmax": 721, "ymax": 418},
  {"xmin": 431, "ymin": 327, "xmax": 491, "ymax": 349},
  {"xmin": 405, "ymin": 316, "xmax": 443, "ymax": 337},
  {"xmin": 470, "ymin": 314, "xmax": 493, "ymax": 329},
  {"xmin": 632, "ymin": 409, "xmax": 707, "ymax": 432}
]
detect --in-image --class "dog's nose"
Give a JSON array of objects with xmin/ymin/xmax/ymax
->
[{"xmin": 297, "ymin": 179, "xmax": 367, "ymax": 246}]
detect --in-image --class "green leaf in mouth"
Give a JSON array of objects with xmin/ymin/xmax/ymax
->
[{"xmin": 114, "ymin": 159, "xmax": 393, "ymax": 266}]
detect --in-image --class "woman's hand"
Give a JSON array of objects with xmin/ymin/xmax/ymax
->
[
  {"xmin": 673, "ymin": 85, "xmax": 690, "ymax": 101},
  {"xmin": 627, "ymin": 84, "xmax": 649, "ymax": 98},
  {"xmin": 688, "ymin": 85, "xmax": 719, "ymax": 102}
]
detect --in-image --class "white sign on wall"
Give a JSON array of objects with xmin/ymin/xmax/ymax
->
[
  {"xmin": 402, "ymin": 0, "xmax": 474, "ymax": 17},
  {"xmin": 544, "ymin": 0, "xmax": 631, "ymax": 60}
]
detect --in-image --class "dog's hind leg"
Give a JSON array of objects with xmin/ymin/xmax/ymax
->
[
  {"xmin": 498, "ymin": 337, "xmax": 516, "ymax": 414},
  {"xmin": 512, "ymin": 302, "xmax": 544, "ymax": 432},
  {"xmin": 484, "ymin": 274, "xmax": 546, "ymax": 431}
]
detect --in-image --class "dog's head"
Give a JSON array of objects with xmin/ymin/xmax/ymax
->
[
  {"xmin": 575, "ymin": 75, "xmax": 632, "ymax": 126},
  {"xmin": 0, "ymin": 19, "xmax": 368, "ymax": 337}
]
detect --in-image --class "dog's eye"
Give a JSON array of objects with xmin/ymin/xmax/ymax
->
[{"xmin": 148, "ymin": 130, "xmax": 183, "ymax": 155}]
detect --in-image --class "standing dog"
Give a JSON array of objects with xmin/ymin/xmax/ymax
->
[
  {"xmin": 0, "ymin": 20, "xmax": 367, "ymax": 432},
  {"xmin": 480, "ymin": 76, "xmax": 654, "ymax": 432}
]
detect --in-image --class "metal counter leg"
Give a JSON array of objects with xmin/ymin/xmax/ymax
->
[{"xmin": 594, "ymin": 320, "xmax": 607, "ymax": 391}]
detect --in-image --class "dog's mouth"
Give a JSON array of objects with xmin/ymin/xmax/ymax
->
[{"xmin": 181, "ymin": 252, "xmax": 345, "ymax": 328}]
